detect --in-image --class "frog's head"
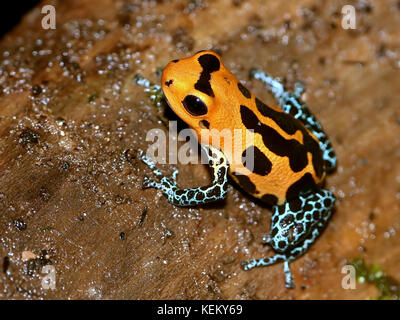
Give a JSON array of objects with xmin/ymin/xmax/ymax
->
[{"xmin": 161, "ymin": 50, "xmax": 228, "ymax": 134}]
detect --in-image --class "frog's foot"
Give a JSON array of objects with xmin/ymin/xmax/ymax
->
[
  {"xmin": 142, "ymin": 174, "xmax": 177, "ymax": 192},
  {"xmin": 134, "ymin": 74, "xmax": 161, "ymax": 93},
  {"xmin": 134, "ymin": 74, "xmax": 164, "ymax": 108},
  {"xmin": 241, "ymin": 230, "xmax": 324, "ymax": 289},
  {"xmin": 141, "ymin": 153, "xmax": 164, "ymax": 177},
  {"xmin": 141, "ymin": 153, "xmax": 179, "ymax": 195},
  {"xmin": 241, "ymin": 254, "xmax": 294, "ymax": 288},
  {"xmin": 141, "ymin": 145, "xmax": 229, "ymax": 207}
]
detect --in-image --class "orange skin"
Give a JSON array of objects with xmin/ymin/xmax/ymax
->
[{"xmin": 161, "ymin": 51, "xmax": 325, "ymax": 205}]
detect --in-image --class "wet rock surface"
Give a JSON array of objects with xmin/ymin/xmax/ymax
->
[{"xmin": 0, "ymin": 0, "xmax": 399, "ymax": 299}]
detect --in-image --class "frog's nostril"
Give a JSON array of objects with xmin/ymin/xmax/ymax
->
[{"xmin": 164, "ymin": 79, "xmax": 174, "ymax": 87}]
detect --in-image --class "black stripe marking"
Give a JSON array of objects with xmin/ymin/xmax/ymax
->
[
  {"xmin": 240, "ymin": 105, "xmax": 323, "ymax": 176},
  {"xmin": 289, "ymin": 198, "xmax": 302, "ymax": 212},
  {"xmin": 261, "ymin": 193, "xmax": 278, "ymax": 205},
  {"xmin": 194, "ymin": 54, "xmax": 220, "ymax": 97},
  {"xmin": 238, "ymin": 82, "xmax": 251, "ymax": 99},
  {"xmin": 217, "ymin": 166, "xmax": 227, "ymax": 184},
  {"xmin": 286, "ymin": 173, "xmax": 316, "ymax": 200},
  {"xmin": 199, "ymin": 120, "xmax": 210, "ymax": 129},
  {"xmin": 241, "ymin": 146, "xmax": 272, "ymax": 176},
  {"xmin": 232, "ymin": 172, "xmax": 258, "ymax": 195},
  {"xmin": 255, "ymin": 98, "xmax": 324, "ymax": 177},
  {"xmin": 255, "ymin": 97, "xmax": 299, "ymax": 135}
]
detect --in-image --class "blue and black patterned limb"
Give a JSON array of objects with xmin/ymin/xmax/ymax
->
[
  {"xmin": 242, "ymin": 188, "xmax": 335, "ymax": 288},
  {"xmin": 141, "ymin": 145, "xmax": 229, "ymax": 206},
  {"xmin": 250, "ymin": 69, "xmax": 337, "ymax": 172},
  {"xmin": 134, "ymin": 74, "xmax": 164, "ymax": 108}
]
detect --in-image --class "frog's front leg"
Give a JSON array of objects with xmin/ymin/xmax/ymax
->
[
  {"xmin": 142, "ymin": 145, "xmax": 229, "ymax": 206},
  {"xmin": 250, "ymin": 69, "xmax": 337, "ymax": 172},
  {"xmin": 242, "ymin": 189, "xmax": 335, "ymax": 288},
  {"xmin": 134, "ymin": 74, "xmax": 164, "ymax": 108}
]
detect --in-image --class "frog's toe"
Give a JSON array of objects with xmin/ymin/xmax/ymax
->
[
  {"xmin": 294, "ymin": 81, "xmax": 306, "ymax": 97},
  {"xmin": 141, "ymin": 154, "xmax": 156, "ymax": 169},
  {"xmin": 241, "ymin": 259, "xmax": 257, "ymax": 271},
  {"xmin": 133, "ymin": 73, "xmax": 150, "ymax": 88},
  {"xmin": 285, "ymin": 280, "xmax": 295, "ymax": 289},
  {"xmin": 171, "ymin": 169, "xmax": 179, "ymax": 182},
  {"xmin": 283, "ymin": 261, "xmax": 295, "ymax": 289},
  {"xmin": 142, "ymin": 176, "xmax": 157, "ymax": 189}
]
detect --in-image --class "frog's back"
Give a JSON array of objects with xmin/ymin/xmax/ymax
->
[
  {"xmin": 226, "ymin": 99, "xmax": 325, "ymax": 206},
  {"xmin": 161, "ymin": 51, "xmax": 325, "ymax": 205}
]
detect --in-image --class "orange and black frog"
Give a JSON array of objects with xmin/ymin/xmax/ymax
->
[{"xmin": 136, "ymin": 51, "xmax": 337, "ymax": 288}]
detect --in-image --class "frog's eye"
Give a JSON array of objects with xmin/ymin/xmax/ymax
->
[{"xmin": 181, "ymin": 95, "xmax": 208, "ymax": 116}]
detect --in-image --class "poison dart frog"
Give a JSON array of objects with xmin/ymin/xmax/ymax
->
[{"xmin": 136, "ymin": 51, "xmax": 337, "ymax": 288}]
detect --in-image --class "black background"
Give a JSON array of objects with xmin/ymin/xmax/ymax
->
[{"xmin": 0, "ymin": 1, "xmax": 40, "ymax": 39}]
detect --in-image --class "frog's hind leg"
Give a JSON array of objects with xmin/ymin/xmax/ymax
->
[
  {"xmin": 241, "ymin": 223, "xmax": 326, "ymax": 289},
  {"xmin": 141, "ymin": 145, "xmax": 229, "ymax": 206},
  {"xmin": 250, "ymin": 69, "xmax": 337, "ymax": 172},
  {"xmin": 241, "ymin": 188, "xmax": 335, "ymax": 288}
]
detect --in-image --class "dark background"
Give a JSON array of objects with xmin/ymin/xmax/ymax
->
[{"xmin": 0, "ymin": 1, "xmax": 40, "ymax": 39}]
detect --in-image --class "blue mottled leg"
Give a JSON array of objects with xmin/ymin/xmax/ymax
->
[
  {"xmin": 268, "ymin": 189, "xmax": 335, "ymax": 252},
  {"xmin": 141, "ymin": 145, "xmax": 229, "ymax": 206},
  {"xmin": 242, "ymin": 254, "xmax": 286, "ymax": 270},
  {"xmin": 250, "ymin": 69, "xmax": 337, "ymax": 172},
  {"xmin": 141, "ymin": 153, "xmax": 164, "ymax": 177},
  {"xmin": 242, "ymin": 188, "xmax": 335, "ymax": 288},
  {"xmin": 242, "ymin": 253, "xmax": 295, "ymax": 288}
]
